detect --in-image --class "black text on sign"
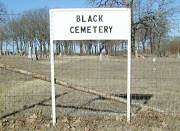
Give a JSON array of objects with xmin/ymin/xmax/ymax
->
[{"xmin": 70, "ymin": 15, "xmax": 113, "ymax": 34}]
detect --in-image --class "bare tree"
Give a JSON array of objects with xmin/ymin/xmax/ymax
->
[
  {"xmin": 88, "ymin": 0, "xmax": 175, "ymax": 55},
  {"xmin": 0, "ymin": 25, "xmax": 6, "ymax": 55},
  {"xmin": 0, "ymin": 2, "xmax": 7, "ymax": 22},
  {"xmin": 5, "ymin": 8, "xmax": 50, "ymax": 59},
  {"xmin": 0, "ymin": 2, "xmax": 7, "ymax": 55}
]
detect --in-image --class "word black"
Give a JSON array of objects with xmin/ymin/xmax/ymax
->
[{"xmin": 76, "ymin": 15, "xmax": 103, "ymax": 22}]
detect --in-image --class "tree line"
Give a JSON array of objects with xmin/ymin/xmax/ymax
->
[
  {"xmin": 0, "ymin": 8, "xmax": 49, "ymax": 59},
  {"xmin": 0, "ymin": 0, "xmax": 179, "ymax": 59},
  {"xmin": 89, "ymin": 0, "xmax": 180, "ymax": 55}
]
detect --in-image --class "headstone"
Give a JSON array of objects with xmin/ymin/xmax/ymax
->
[
  {"xmin": 135, "ymin": 49, "xmax": 138, "ymax": 58},
  {"xmin": 99, "ymin": 53, "xmax": 102, "ymax": 61},
  {"xmin": 28, "ymin": 47, "xmax": 32, "ymax": 59},
  {"xmin": 177, "ymin": 53, "xmax": 180, "ymax": 59}
]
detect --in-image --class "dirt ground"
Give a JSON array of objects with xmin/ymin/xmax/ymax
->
[{"xmin": 0, "ymin": 55, "xmax": 180, "ymax": 130}]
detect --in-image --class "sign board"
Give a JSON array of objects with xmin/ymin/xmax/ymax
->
[
  {"xmin": 50, "ymin": 8, "xmax": 131, "ymax": 40},
  {"xmin": 49, "ymin": 8, "xmax": 131, "ymax": 126}
]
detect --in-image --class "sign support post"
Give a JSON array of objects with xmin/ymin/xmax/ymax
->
[
  {"xmin": 50, "ymin": 12, "xmax": 56, "ymax": 126},
  {"xmin": 127, "ymin": 10, "xmax": 131, "ymax": 122},
  {"xmin": 127, "ymin": 39, "xmax": 131, "ymax": 122},
  {"xmin": 50, "ymin": 39, "xmax": 56, "ymax": 126}
]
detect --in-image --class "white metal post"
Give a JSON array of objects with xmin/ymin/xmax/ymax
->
[
  {"xmin": 127, "ymin": 8, "xmax": 131, "ymax": 122},
  {"xmin": 50, "ymin": 39, "xmax": 56, "ymax": 126},
  {"xmin": 50, "ymin": 11, "xmax": 56, "ymax": 126},
  {"xmin": 127, "ymin": 39, "xmax": 131, "ymax": 122}
]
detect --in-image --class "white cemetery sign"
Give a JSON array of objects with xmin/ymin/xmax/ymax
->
[{"xmin": 49, "ymin": 8, "xmax": 131, "ymax": 126}]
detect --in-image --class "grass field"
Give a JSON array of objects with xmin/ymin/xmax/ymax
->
[{"xmin": 0, "ymin": 55, "xmax": 179, "ymax": 130}]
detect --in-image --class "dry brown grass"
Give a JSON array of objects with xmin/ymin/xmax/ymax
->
[{"xmin": 0, "ymin": 55, "xmax": 179, "ymax": 130}]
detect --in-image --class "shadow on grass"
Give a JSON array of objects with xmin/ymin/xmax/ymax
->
[
  {"xmin": 39, "ymin": 96, "xmax": 126, "ymax": 114},
  {"xmin": 0, "ymin": 92, "xmax": 68, "ymax": 120},
  {"xmin": 112, "ymin": 93, "xmax": 153, "ymax": 104},
  {"xmin": 0, "ymin": 93, "xmax": 152, "ymax": 119}
]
